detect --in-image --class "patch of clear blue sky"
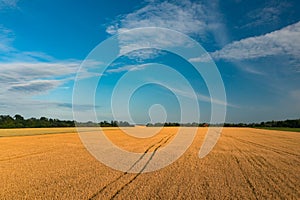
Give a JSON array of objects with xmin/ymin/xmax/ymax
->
[{"xmin": 0, "ymin": 0, "xmax": 299, "ymax": 123}]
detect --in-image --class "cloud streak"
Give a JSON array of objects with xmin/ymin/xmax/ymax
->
[
  {"xmin": 161, "ymin": 85, "xmax": 238, "ymax": 108},
  {"xmin": 0, "ymin": 20, "xmax": 107, "ymax": 119},
  {"xmin": 106, "ymin": 64, "xmax": 149, "ymax": 73},
  {"xmin": 106, "ymin": 0, "xmax": 228, "ymax": 60},
  {"xmin": 241, "ymin": 1, "xmax": 291, "ymax": 29},
  {"xmin": 8, "ymin": 79, "xmax": 62, "ymax": 94},
  {"xmin": 0, "ymin": 25, "xmax": 15, "ymax": 53},
  {"xmin": 106, "ymin": 0, "xmax": 208, "ymax": 37},
  {"xmin": 211, "ymin": 21, "xmax": 300, "ymax": 61},
  {"xmin": 0, "ymin": 0, "xmax": 19, "ymax": 9},
  {"xmin": 189, "ymin": 21, "xmax": 300, "ymax": 66}
]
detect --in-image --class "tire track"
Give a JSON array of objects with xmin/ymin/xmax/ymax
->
[
  {"xmin": 225, "ymin": 135, "xmax": 299, "ymax": 157},
  {"xmin": 0, "ymin": 148, "xmax": 56, "ymax": 162},
  {"xmin": 228, "ymin": 136, "xmax": 261, "ymax": 199},
  {"xmin": 88, "ymin": 134, "xmax": 174, "ymax": 200},
  {"xmin": 0, "ymin": 131, "xmax": 75, "ymax": 138},
  {"xmin": 0, "ymin": 129, "xmax": 106, "ymax": 138},
  {"xmin": 232, "ymin": 141, "xmax": 283, "ymax": 199},
  {"xmin": 88, "ymin": 136, "xmax": 166, "ymax": 199},
  {"xmin": 232, "ymin": 154, "xmax": 258, "ymax": 200},
  {"xmin": 251, "ymin": 151, "xmax": 298, "ymax": 194},
  {"xmin": 231, "ymin": 137, "xmax": 299, "ymax": 196},
  {"xmin": 109, "ymin": 135, "xmax": 173, "ymax": 199}
]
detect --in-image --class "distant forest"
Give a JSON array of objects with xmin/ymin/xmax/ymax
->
[
  {"xmin": 0, "ymin": 114, "xmax": 133, "ymax": 128},
  {"xmin": 147, "ymin": 119, "xmax": 300, "ymax": 128},
  {"xmin": 0, "ymin": 114, "xmax": 299, "ymax": 128}
]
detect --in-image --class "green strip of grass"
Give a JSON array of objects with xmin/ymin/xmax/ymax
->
[{"xmin": 255, "ymin": 127, "xmax": 300, "ymax": 132}]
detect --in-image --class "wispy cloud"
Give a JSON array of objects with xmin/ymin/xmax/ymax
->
[
  {"xmin": 123, "ymin": 49, "xmax": 165, "ymax": 61},
  {"xmin": 0, "ymin": 61, "xmax": 79, "ymax": 81},
  {"xmin": 188, "ymin": 54, "xmax": 211, "ymax": 63},
  {"xmin": 106, "ymin": 0, "xmax": 227, "ymax": 59},
  {"xmin": 211, "ymin": 21, "xmax": 300, "ymax": 61},
  {"xmin": 0, "ymin": 28, "xmax": 56, "ymax": 62},
  {"xmin": 241, "ymin": 1, "xmax": 291, "ymax": 29},
  {"xmin": 0, "ymin": 59, "xmax": 103, "ymax": 94},
  {"xmin": 106, "ymin": 63, "xmax": 149, "ymax": 73},
  {"xmin": 0, "ymin": 0, "xmax": 19, "ymax": 9},
  {"xmin": 0, "ymin": 24, "xmax": 102, "ymax": 93},
  {"xmin": 0, "ymin": 25, "xmax": 103, "ymax": 117},
  {"xmin": 0, "ymin": 61, "xmax": 79, "ymax": 100},
  {"xmin": 0, "ymin": 97, "xmax": 98, "ymax": 119},
  {"xmin": 106, "ymin": 0, "xmax": 208, "ymax": 37},
  {"xmin": 0, "ymin": 25, "xmax": 15, "ymax": 52},
  {"xmin": 162, "ymin": 85, "xmax": 238, "ymax": 108},
  {"xmin": 190, "ymin": 21, "xmax": 300, "ymax": 64},
  {"xmin": 0, "ymin": 60, "xmax": 101, "ymax": 119},
  {"xmin": 8, "ymin": 79, "xmax": 62, "ymax": 94},
  {"xmin": 0, "ymin": 61, "xmax": 75, "ymax": 118}
]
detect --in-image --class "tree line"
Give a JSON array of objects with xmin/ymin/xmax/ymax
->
[
  {"xmin": 223, "ymin": 119, "xmax": 300, "ymax": 128},
  {"xmin": 0, "ymin": 114, "xmax": 299, "ymax": 128},
  {"xmin": 147, "ymin": 119, "xmax": 300, "ymax": 128},
  {"xmin": 76, "ymin": 120, "xmax": 133, "ymax": 127},
  {"xmin": 146, "ymin": 122, "xmax": 208, "ymax": 127},
  {"xmin": 0, "ymin": 115, "xmax": 133, "ymax": 128}
]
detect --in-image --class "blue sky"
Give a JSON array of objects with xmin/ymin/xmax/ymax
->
[{"xmin": 0, "ymin": 0, "xmax": 299, "ymax": 123}]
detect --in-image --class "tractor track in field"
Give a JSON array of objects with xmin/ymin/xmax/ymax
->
[
  {"xmin": 0, "ymin": 148, "xmax": 56, "ymax": 162},
  {"xmin": 245, "ymin": 149, "xmax": 297, "ymax": 192},
  {"xmin": 225, "ymin": 135, "xmax": 299, "ymax": 157},
  {"xmin": 230, "ymin": 137, "xmax": 299, "ymax": 197},
  {"xmin": 0, "ymin": 131, "xmax": 76, "ymax": 138},
  {"xmin": 88, "ymin": 134, "xmax": 174, "ymax": 200},
  {"xmin": 231, "ymin": 141, "xmax": 281, "ymax": 199},
  {"xmin": 232, "ymin": 153, "xmax": 258, "ymax": 200},
  {"xmin": 0, "ymin": 129, "xmax": 106, "ymax": 138}
]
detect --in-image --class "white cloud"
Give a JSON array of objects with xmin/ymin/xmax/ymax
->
[
  {"xmin": 116, "ymin": 28, "xmax": 192, "ymax": 60},
  {"xmin": 106, "ymin": 64, "xmax": 149, "ymax": 73},
  {"xmin": 8, "ymin": 79, "xmax": 63, "ymax": 94},
  {"xmin": 241, "ymin": 1, "xmax": 291, "ymax": 29},
  {"xmin": 194, "ymin": 21, "xmax": 300, "ymax": 61},
  {"xmin": 106, "ymin": 0, "xmax": 228, "ymax": 60},
  {"xmin": 165, "ymin": 85, "xmax": 238, "ymax": 108},
  {"xmin": 0, "ymin": 24, "xmax": 105, "ymax": 118},
  {"xmin": 0, "ymin": 25, "xmax": 102, "ymax": 89},
  {"xmin": 0, "ymin": 61, "xmax": 78, "ymax": 86},
  {"xmin": 0, "ymin": 59, "xmax": 103, "ymax": 93},
  {"xmin": 188, "ymin": 54, "xmax": 211, "ymax": 63},
  {"xmin": 0, "ymin": 0, "xmax": 19, "ymax": 9},
  {"xmin": 0, "ymin": 25, "xmax": 15, "ymax": 52},
  {"xmin": 0, "ymin": 26, "xmax": 59, "ymax": 63},
  {"xmin": 0, "ymin": 60, "xmax": 103, "ymax": 119},
  {"xmin": 0, "ymin": 98, "xmax": 89, "ymax": 120},
  {"xmin": 216, "ymin": 21, "xmax": 300, "ymax": 60},
  {"xmin": 0, "ymin": 61, "xmax": 77, "ymax": 117},
  {"xmin": 107, "ymin": 0, "xmax": 207, "ymax": 37}
]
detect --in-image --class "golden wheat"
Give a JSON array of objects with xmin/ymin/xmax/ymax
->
[{"xmin": 0, "ymin": 127, "xmax": 299, "ymax": 199}]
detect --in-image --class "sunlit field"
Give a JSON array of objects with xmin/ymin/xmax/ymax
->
[{"xmin": 1, "ymin": 127, "xmax": 299, "ymax": 199}]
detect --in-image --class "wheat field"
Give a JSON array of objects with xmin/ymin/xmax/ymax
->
[{"xmin": 0, "ymin": 127, "xmax": 299, "ymax": 199}]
